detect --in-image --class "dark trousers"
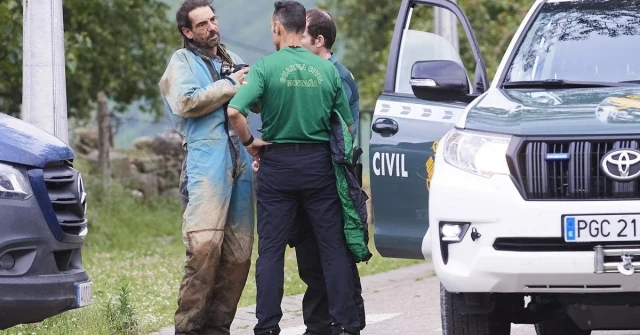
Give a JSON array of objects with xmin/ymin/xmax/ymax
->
[
  {"xmin": 293, "ymin": 222, "xmax": 366, "ymax": 335},
  {"xmin": 254, "ymin": 143, "xmax": 360, "ymax": 335}
]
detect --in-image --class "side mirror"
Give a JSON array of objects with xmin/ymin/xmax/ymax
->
[{"xmin": 410, "ymin": 60, "xmax": 470, "ymax": 102}]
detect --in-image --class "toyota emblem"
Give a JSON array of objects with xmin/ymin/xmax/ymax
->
[{"xmin": 601, "ymin": 149, "xmax": 640, "ymax": 181}]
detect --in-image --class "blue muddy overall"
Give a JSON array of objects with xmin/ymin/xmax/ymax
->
[{"xmin": 159, "ymin": 47, "xmax": 254, "ymax": 335}]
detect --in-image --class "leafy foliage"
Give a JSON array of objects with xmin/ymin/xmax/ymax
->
[
  {"xmin": 0, "ymin": 0, "xmax": 177, "ymax": 119},
  {"xmin": 102, "ymin": 283, "xmax": 139, "ymax": 335},
  {"xmin": 2, "ymin": 0, "xmax": 536, "ymax": 120},
  {"xmin": 320, "ymin": 0, "xmax": 399, "ymax": 111},
  {"xmin": 319, "ymin": 0, "xmax": 534, "ymax": 109},
  {"xmin": 457, "ymin": 0, "xmax": 533, "ymax": 82},
  {"xmin": 0, "ymin": 0, "xmax": 24, "ymax": 117}
]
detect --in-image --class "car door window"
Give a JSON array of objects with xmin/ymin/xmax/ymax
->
[{"xmin": 395, "ymin": 4, "xmax": 478, "ymax": 95}]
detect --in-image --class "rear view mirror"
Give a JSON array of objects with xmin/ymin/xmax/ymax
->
[{"xmin": 410, "ymin": 60, "xmax": 470, "ymax": 102}]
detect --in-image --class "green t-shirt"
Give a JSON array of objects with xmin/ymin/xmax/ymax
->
[{"xmin": 228, "ymin": 46, "xmax": 354, "ymax": 144}]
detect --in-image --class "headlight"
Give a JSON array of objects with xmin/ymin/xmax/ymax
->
[
  {"xmin": 0, "ymin": 163, "xmax": 33, "ymax": 200},
  {"xmin": 442, "ymin": 128, "xmax": 511, "ymax": 178}
]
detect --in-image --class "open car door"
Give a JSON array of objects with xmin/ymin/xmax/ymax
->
[{"xmin": 370, "ymin": 0, "xmax": 488, "ymax": 259}]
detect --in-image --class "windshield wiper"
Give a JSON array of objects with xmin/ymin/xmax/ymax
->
[
  {"xmin": 502, "ymin": 79, "xmax": 633, "ymax": 89},
  {"xmin": 619, "ymin": 80, "xmax": 640, "ymax": 84}
]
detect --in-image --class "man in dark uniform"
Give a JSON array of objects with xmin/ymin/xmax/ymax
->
[
  {"xmin": 293, "ymin": 8, "xmax": 366, "ymax": 335},
  {"xmin": 226, "ymin": 1, "xmax": 361, "ymax": 334},
  {"xmin": 302, "ymin": 9, "xmax": 360, "ymax": 138}
]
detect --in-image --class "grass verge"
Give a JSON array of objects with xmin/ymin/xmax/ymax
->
[{"xmin": 1, "ymin": 162, "xmax": 422, "ymax": 335}]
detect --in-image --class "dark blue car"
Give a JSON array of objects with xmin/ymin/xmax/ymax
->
[{"xmin": 0, "ymin": 113, "xmax": 91, "ymax": 329}]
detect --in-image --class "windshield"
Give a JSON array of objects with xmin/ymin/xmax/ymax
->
[{"xmin": 505, "ymin": 0, "xmax": 640, "ymax": 84}]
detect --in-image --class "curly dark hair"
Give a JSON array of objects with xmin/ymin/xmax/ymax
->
[{"xmin": 176, "ymin": 0, "xmax": 215, "ymax": 47}]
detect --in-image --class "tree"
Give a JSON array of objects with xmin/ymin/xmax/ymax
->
[
  {"xmin": 0, "ymin": 0, "xmax": 24, "ymax": 117},
  {"xmin": 318, "ymin": 0, "xmax": 532, "ymax": 110},
  {"xmin": 457, "ymin": 0, "xmax": 533, "ymax": 81},
  {"xmin": 0, "ymin": 0, "xmax": 177, "ymax": 119},
  {"xmin": 319, "ymin": 0, "xmax": 400, "ymax": 111}
]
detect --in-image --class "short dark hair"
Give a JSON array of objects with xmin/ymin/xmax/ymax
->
[
  {"xmin": 273, "ymin": 1, "xmax": 307, "ymax": 34},
  {"xmin": 176, "ymin": 0, "xmax": 215, "ymax": 46},
  {"xmin": 306, "ymin": 9, "xmax": 336, "ymax": 50}
]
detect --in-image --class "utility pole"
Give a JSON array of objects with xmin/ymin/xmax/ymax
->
[
  {"xmin": 97, "ymin": 91, "xmax": 111, "ymax": 189},
  {"xmin": 21, "ymin": 0, "xmax": 69, "ymax": 144},
  {"xmin": 434, "ymin": 0, "xmax": 459, "ymax": 53}
]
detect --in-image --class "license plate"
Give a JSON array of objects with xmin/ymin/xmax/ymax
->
[
  {"xmin": 563, "ymin": 214, "xmax": 640, "ymax": 242},
  {"xmin": 75, "ymin": 281, "xmax": 92, "ymax": 307}
]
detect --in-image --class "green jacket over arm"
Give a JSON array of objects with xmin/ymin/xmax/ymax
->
[{"xmin": 330, "ymin": 109, "xmax": 372, "ymax": 263}]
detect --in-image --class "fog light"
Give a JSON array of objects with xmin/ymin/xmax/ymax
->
[
  {"xmin": 440, "ymin": 223, "xmax": 470, "ymax": 242},
  {"xmin": 0, "ymin": 253, "xmax": 15, "ymax": 270}
]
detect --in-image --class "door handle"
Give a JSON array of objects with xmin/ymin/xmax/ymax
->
[{"xmin": 372, "ymin": 118, "xmax": 399, "ymax": 136}]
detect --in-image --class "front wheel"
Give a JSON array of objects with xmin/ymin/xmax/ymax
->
[{"xmin": 440, "ymin": 284, "xmax": 511, "ymax": 335}]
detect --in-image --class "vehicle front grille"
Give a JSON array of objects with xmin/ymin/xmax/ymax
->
[
  {"xmin": 524, "ymin": 284, "xmax": 621, "ymax": 290},
  {"xmin": 493, "ymin": 237, "xmax": 638, "ymax": 252},
  {"xmin": 43, "ymin": 161, "xmax": 87, "ymax": 235},
  {"xmin": 514, "ymin": 138, "xmax": 640, "ymax": 200}
]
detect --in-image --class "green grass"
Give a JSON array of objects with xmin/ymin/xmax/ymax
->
[{"xmin": 1, "ymin": 161, "xmax": 421, "ymax": 335}]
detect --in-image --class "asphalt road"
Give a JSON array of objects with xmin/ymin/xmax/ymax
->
[{"xmin": 152, "ymin": 262, "xmax": 639, "ymax": 335}]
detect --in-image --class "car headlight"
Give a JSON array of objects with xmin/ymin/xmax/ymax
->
[
  {"xmin": 442, "ymin": 128, "xmax": 511, "ymax": 178},
  {"xmin": 0, "ymin": 163, "xmax": 33, "ymax": 200}
]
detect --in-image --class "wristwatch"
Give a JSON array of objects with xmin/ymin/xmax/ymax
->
[{"xmin": 243, "ymin": 135, "xmax": 254, "ymax": 147}]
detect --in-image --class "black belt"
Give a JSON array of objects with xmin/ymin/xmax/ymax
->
[{"xmin": 262, "ymin": 142, "xmax": 330, "ymax": 153}]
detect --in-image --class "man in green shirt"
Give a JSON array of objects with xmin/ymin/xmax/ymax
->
[
  {"xmin": 227, "ymin": 1, "xmax": 360, "ymax": 334},
  {"xmin": 291, "ymin": 9, "xmax": 365, "ymax": 335}
]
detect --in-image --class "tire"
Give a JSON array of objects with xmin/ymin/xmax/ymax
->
[
  {"xmin": 440, "ymin": 284, "xmax": 511, "ymax": 335},
  {"xmin": 535, "ymin": 319, "xmax": 591, "ymax": 335}
]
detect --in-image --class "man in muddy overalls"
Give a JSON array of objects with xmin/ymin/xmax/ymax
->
[{"xmin": 158, "ymin": 1, "xmax": 253, "ymax": 334}]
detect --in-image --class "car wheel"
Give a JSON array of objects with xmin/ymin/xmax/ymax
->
[
  {"xmin": 440, "ymin": 284, "xmax": 511, "ymax": 335},
  {"xmin": 535, "ymin": 319, "xmax": 591, "ymax": 335}
]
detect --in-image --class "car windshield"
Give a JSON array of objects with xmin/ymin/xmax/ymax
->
[{"xmin": 505, "ymin": 0, "xmax": 640, "ymax": 84}]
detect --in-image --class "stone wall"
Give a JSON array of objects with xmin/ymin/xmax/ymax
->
[
  {"xmin": 73, "ymin": 127, "xmax": 184, "ymax": 199},
  {"xmin": 72, "ymin": 127, "xmax": 375, "ymax": 224}
]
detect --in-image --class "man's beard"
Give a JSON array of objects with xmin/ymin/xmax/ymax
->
[{"xmin": 192, "ymin": 32, "xmax": 219, "ymax": 50}]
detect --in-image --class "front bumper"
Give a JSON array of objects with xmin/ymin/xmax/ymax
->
[
  {"xmin": 0, "ymin": 270, "xmax": 90, "ymax": 329},
  {"xmin": 0, "ymin": 193, "xmax": 90, "ymax": 329},
  {"xmin": 427, "ymin": 152, "xmax": 640, "ymax": 294}
]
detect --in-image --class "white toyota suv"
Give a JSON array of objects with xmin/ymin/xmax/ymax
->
[{"xmin": 368, "ymin": 0, "xmax": 640, "ymax": 334}]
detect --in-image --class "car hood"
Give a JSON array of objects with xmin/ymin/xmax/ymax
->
[
  {"xmin": 0, "ymin": 113, "xmax": 74, "ymax": 168},
  {"xmin": 463, "ymin": 87, "xmax": 640, "ymax": 136}
]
